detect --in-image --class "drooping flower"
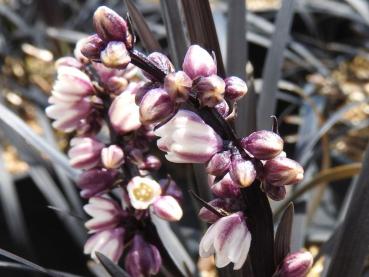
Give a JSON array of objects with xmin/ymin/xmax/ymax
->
[
  {"xmin": 275, "ymin": 250, "xmax": 313, "ymax": 277},
  {"xmin": 101, "ymin": 145, "xmax": 125, "ymax": 169},
  {"xmin": 84, "ymin": 196, "xmax": 124, "ymax": 233},
  {"xmin": 182, "ymin": 45, "xmax": 217, "ymax": 80},
  {"xmin": 199, "ymin": 212, "xmax": 251, "ymax": 270},
  {"xmin": 77, "ymin": 168, "xmax": 118, "ymax": 198},
  {"xmin": 84, "ymin": 227, "xmax": 125, "ymax": 263},
  {"xmin": 154, "ymin": 110, "xmax": 223, "ymax": 163},
  {"xmin": 125, "ymin": 234, "xmax": 161, "ymax": 277},
  {"xmin": 68, "ymin": 137, "xmax": 104, "ymax": 170},
  {"xmin": 127, "ymin": 176, "xmax": 162, "ymax": 210},
  {"xmin": 109, "ymin": 82, "xmax": 142, "ymax": 134}
]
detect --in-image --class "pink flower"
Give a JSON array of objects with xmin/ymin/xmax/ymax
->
[
  {"xmin": 182, "ymin": 45, "xmax": 217, "ymax": 80},
  {"xmin": 84, "ymin": 227, "xmax": 125, "ymax": 263},
  {"xmin": 199, "ymin": 212, "xmax": 251, "ymax": 270},
  {"xmin": 68, "ymin": 137, "xmax": 104, "ymax": 170},
  {"xmin": 154, "ymin": 110, "xmax": 223, "ymax": 163},
  {"xmin": 84, "ymin": 196, "xmax": 123, "ymax": 233}
]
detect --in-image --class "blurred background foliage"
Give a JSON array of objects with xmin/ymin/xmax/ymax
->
[{"xmin": 0, "ymin": 0, "xmax": 369, "ymax": 276}]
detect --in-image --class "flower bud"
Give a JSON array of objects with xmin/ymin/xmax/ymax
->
[
  {"xmin": 164, "ymin": 71, "xmax": 192, "ymax": 103},
  {"xmin": 262, "ymin": 182, "xmax": 286, "ymax": 201},
  {"xmin": 93, "ymin": 6, "xmax": 128, "ymax": 42},
  {"xmin": 215, "ymin": 100, "xmax": 229, "ymax": 118},
  {"xmin": 264, "ymin": 157, "xmax": 304, "ymax": 186},
  {"xmin": 182, "ymin": 45, "xmax": 217, "ymax": 80},
  {"xmin": 84, "ymin": 196, "xmax": 123, "ymax": 232},
  {"xmin": 198, "ymin": 198, "xmax": 230, "ymax": 223},
  {"xmin": 84, "ymin": 227, "xmax": 124, "ymax": 263},
  {"xmin": 109, "ymin": 83, "xmax": 142, "ymax": 134},
  {"xmin": 125, "ymin": 234, "xmax": 161, "ymax": 277},
  {"xmin": 276, "ymin": 250, "xmax": 313, "ymax": 277},
  {"xmin": 143, "ymin": 52, "xmax": 174, "ymax": 81},
  {"xmin": 224, "ymin": 76, "xmax": 247, "ymax": 101},
  {"xmin": 140, "ymin": 155, "xmax": 161, "ymax": 170},
  {"xmin": 135, "ymin": 82, "xmax": 161, "ymax": 105},
  {"xmin": 100, "ymin": 41, "xmax": 131, "ymax": 69},
  {"xmin": 206, "ymin": 151, "xmax": 231, "ymax": 176},
  {"xmin": 80, "ymin": 34, "xmax": 106, "ymax": 61},
  {"xmin": 77, "ymin": 169, "xmax": 118, "ymax": 198},
  {"xmin": 211, "ymin": 173, "xmax": 241, "ymax": 198},
  {"xmin": 152, "ymin": 195, "xmax": 183, "ymax": 221},
  {"xmin": 241, "ymin": 130, "xmax": 284, "ymax": 160},
  {"xmin": 68, "ymin": 137, "xmax": 104, "ymax": 170},
  {"xmin": 101, "ymin": 145, "xmax": 124, "ymax": 169},
  {"xmin": 105, "ymin": 76, "xmax": 128, "ymax": 93},
  {"xmin": 159, "ymin": 179, "xmax": 183, "ymax": 202},
  {"xmin": 139, "ymin": 88, "xmax": 175, "ymax": 125},
  {"xmin": 229, "ymin": 155, "xmax": 256, "ymax": 187},
  {"xmin": 194, "ymin": 75, "xmax": 225, "ymax": 107}
]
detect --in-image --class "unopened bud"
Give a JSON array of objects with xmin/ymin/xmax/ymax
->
[
  {"xmin": 135, "ymin": 82, "xmax": 160, "ymax": 105},
  {"xmin": 264, "ymin": 157, "xmax": 304, "ymax": 186},
  {"xmin": 159, "ymin": 179, "xmax": 183, "ymax": 202},
  {"xmin": 143, "ymin": 52, "xmax": 174, "ymax": 81},
  {"xmin": 241, "ymin": 130, "xmax": 283, "ymax": 160},
  {"xmin": 77, "ymin": 169, "xmax": 118, "ymax": 198},
  {"xmin": 139, "ymin": 88, "xmax": 175, "ymax": 125},
  {"xmin": 101, "ymin": 145, "xmax": 124, "ymax": 169},
  {"xmin": 230, "ymin": 155, "xmax": 256, "ymax": 187},
  {"xmin": 182, "ymin": 45, "xmax": 217, "ymax": 79},
  {"xmin": 164, "ymin": 71, "xmax": 192, "ymax": 103},
  {"xmin": 93, "ymin": 6, "xmax": 128, "ymax": 42},
  {"xmin": 140, "ymin": 155, "xmax": 161, "ymax": 170},
  {"xmin": 80, "ymin": 34, "xmax": 106, "ymax": 61},
  {"xmin": 215, "ymin": 99, "xmax": 229, "ymax": 118},
  {"xmin": 100, "ymin": 41, "xmax": 131, "ymax": 69},
  {"xmin": 206, "ymin": 151, "xmax": 231, "ymax": 176},
  {"xmin": 106, "ymin": 76, "xmax": 128, "ymax": 93},
  {"xmin": 224, "ymin": 76, "xmax": 248, "ymax": 101},
  {"xmin": 152, "ymin": 195, "xmax": 183, "ymax": 221},
  {"xmin": 211, "ymin": 173, "xmax": 241, "ymax": 198},
  {"xmin": 194, "ymin": 75, "xmax": 225, "ymax": 107},
  {"xmin": 276, "ymin": 250, "xmax": 313, "ymax": 277},
  {"xmin": 262, "ymin": 182, "xmax": 286, "ymax": 201}
]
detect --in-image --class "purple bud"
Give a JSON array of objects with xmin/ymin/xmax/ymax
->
[
  {"xmin": 125, "ymin": 234, "xmax": 162, "ymax": 277},
  {"xmin": 164, "ymin": 71, "xmax": 192, "ymax": 103},
  {"xmin": 241, "ymin": 130, "xmax": 284, "ymax": 160},
  {"xmin": 206, "ymin": 151, "xmax": 231, "ymax": 176},
  {"xmin": 211, "ymin": 173, "xmax": 241, "ymax": 198},
  {"xmin": 84, "ymin": 196, "xmax": 123, "ymax": 232},
  {"xmin": 229, "ymin": 155, "xmax": 256, "ymax": 187},
  {"xmin": 152, "ymin": 195, "xmax": 183, "ymax": 221},
  {"xmin": 143, "ymin": 52, "xmax": 174, "ymax": 81},
  {"xmin": 224, "ymin": 76, "xmax": 248, "ymax": 101},
  {"xmin": 215, "ymin": 99, "xmax": 230, "ymax": 118},
  {"xmin": 93, "ymin": 6, "xmax": 128, "ymax": 42},
  {"xmin": 159, "ymin": 179, "xmax": 183, "ymax": 203},
  {"xmin": 77, "ymin": 169, "xmax": 118, "ymax": 198},
  {"xmin": 68, "ymin": 137, "xmax": 104, "ymax": 170},
  {"xmin": 198, "ymin": 198, "xmax": 230, "ymax": 223},
  {"xmin": 139, "ymin": 88, "xmax": 175, "ymax": 125},
  {"xmin": 139, "ymin": 155, "xmax": 161, "ymax": 170},
  {"xmin": 276, "ymin": 250, "xmax": 313, "ymax": 277},
  {"xmin": 84, "ymin": 227, "xmax": 125, "ymax": 263},
  {"xmin": 80, "ymin": 34, "xmax": 106, "ymax": 61},
  {"xmin": 262, "ymin": 182, "xmax": 286, "ymax": 201},
  {"xmin": 100, "ymin": 41, "xmax": 131, "ymax": 69},
  {"xmin": 182, "ymin": 45, "xmax": 217, "ymax": 79},
  {"xmin": 135, "ymin": 82, "xmax": 161, "ymax": 105},
  {"xmin": 264, "ymin": 157, "xmax": 304, "ymax": 187},
  {"xmin": 101, "ymin": 145, "xmax": 124, "ymax": 169},
  {"xmin": 194, "ymin": 75, "xmax": 225, "ymax": 107}
]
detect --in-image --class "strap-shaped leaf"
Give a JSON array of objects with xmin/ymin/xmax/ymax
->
[
  {"xmin": 274, "ymin": 203, "xmax": 294, "ymax": 266},
  {"xmin": 96, "ymin": 252, "xmax": 131, "ymax": 277}
]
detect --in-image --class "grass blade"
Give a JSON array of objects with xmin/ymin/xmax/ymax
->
[
  {"xmin": 274, "ymin": 203, "xmax": 294, "ymax": 266},
  {"xmin": 124, "ymin": 0, "xmax": 161, "ymax": 52},
  {"xmin": 95, "ymin": 252, "xmax": 130, "ymax": 277},
  {"xmin": 181, "ymin": 0, "xmax": 225, "ymax": 77},
  {"xmin": 326, "ymin": 144, "xmax": 369, "ymax": 277},
  {"xmin": 257, "ymin": 0, "xmax": 296, "ymax": 130}
]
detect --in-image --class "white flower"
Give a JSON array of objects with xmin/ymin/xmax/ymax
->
[{"xmin": 127, "ymin": 177, "xmax": 161, "ymax": 210}]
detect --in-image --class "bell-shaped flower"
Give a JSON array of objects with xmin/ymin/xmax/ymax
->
[
  {"xmin": 182, "ymin": 45, "xmax": 217, "ymax": 80},
  {"xmin": 109, "ymin": 82, "xmax": 142, "ymax": 134},
  {"xmin": 241, "ymin": 130, "xmax": 283, "ymax": 160},
  {"xmin": 264, "ymin": 157, "xmax": 304, "ymax": 187},
  {"xmin": 275, "ymin": 250, "xmax": 313, "ymax": 277},
  {"xmin": 84, "ymin": 196, "xmax": 124, "ymax": 233},
  {"xmin": 84, "ymin": 227, "xmax": 125, "ymax": 263},
  {"xmin": 127, "ymin": 176, "xmax": 162, "ymax": 210},
  {"xmin": 101, "ymin": 145, "xmax": 125, "ymax": 169},
  {"xmin": 125, "ymin": 234, "xmax": 161, "ymax": 277},
  {"xmin": 77, "ymin": 168, "xmax": 118, "ymax": 198},
  {"xmin": 154, "ymin": 110, "xmax": 223, "ymax": 163},
  {"xmin": 68, "ymin": 137, "xmax": 104, "ymax": 170},
  {"xmin": 199, "ymin": 212, "xmax": 251, "ymax": 270}
]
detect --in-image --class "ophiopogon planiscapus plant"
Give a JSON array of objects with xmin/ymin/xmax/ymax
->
[{"xmin": 46, "ymin": 5, "xmax": 312, "ymax": 277}]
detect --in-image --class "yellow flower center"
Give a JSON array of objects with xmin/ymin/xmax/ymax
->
[{"xmin": 132, "ymin": 182, "xmax": 154, "ymax": 202}]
